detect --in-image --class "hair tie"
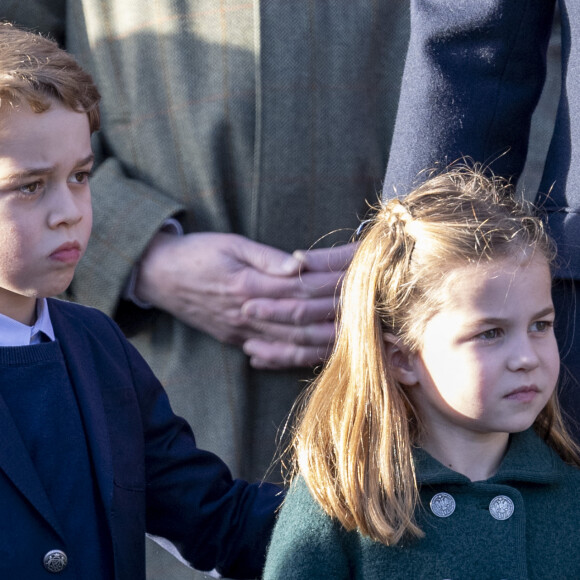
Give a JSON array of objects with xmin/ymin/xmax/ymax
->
[{"xmin": 387, "ymin": 199, "xmax": 413, "ymax": 226}]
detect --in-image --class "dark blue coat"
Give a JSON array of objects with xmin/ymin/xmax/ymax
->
[
  {"xmin": 383, "ymin": 0, "xmax": 580, "ymax": 275},
  {"xmin": 0, "ymin": 298, "xmax": 281, "ymax": 579},
  {"xmin": 381, "ymin": 0, "xmax": 580, "ymax": 432}
]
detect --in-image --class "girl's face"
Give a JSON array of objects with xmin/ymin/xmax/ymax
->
[{"xmin": 403, "ymin": 253, "xmax": 559, "ymax": 443}]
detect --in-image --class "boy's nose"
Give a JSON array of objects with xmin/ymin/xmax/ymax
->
[{"xmin": 47, "ymin": 184, "xmax": 85, "ymax": 228}]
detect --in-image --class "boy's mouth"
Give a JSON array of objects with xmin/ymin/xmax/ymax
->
[{"xmin": 50, "ymin": 241, "xmax": 81, "ymax": 264}]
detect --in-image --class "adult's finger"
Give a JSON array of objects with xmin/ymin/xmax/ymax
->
[
  {"xmin": 293, "ymin": 242, "xmax": 359, "ymax": 273},
  {"xmin": 241, "ymin": 297, "xmax": 336, "ymax": 325},
  {"xmin": 243, "ymin": 268, "xmax": 344, "ymax": 300},
  {"xmin": 243, "ymin": 339, "xmax": 331, "ymax": 369},
  {"xmin": 243, "ymin": 320, "xmax": 335, "ymax": 347},
  {"xmin": 232, "ymin": 235, "xmax": 301, "ymax": 276}
]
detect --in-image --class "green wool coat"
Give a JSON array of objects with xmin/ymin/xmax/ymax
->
[{"xmin": 264, "ymin": 429, "xmax": 580, "ymax": 579}]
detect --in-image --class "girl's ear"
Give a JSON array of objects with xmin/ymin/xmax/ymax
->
[{"xmin": 383, "ymin": 333, "xmax": 419, "ymax": 386}]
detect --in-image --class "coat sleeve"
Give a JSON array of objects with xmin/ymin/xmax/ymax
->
[
  {"xmin": 69, "ymin": 158, "xmax": 185, "ymax": 328},
  {"xmin": 382, "ymin": 0, "xmax": 556, "ymax": 198},
  {"xmin": 263, "ymin": 477, "xmax": 351, "ymax": 580},
  {"xmin": 100, "ymin": 312, "xmax": 283, "ymax": 578}
]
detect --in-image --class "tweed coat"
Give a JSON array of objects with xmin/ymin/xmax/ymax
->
[
  {"xmin": 264, "ymin": 429, "xmax": 580, "ymax": 579},
  {"xmin": 5, "ymin": 0, "xmax": 410, "ymax": 478},
  {"xmin": 4, "ymin": 1, "xmax": 410, "ymax": 578}
]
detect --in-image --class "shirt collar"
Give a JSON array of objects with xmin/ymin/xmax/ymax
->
[{"xmin": 0, "ymin": 298, "xmax": 55, "ymax": 346}]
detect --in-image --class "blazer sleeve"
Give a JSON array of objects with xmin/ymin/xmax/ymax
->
[
  {"xmin": 263, "ymin": 477, "xmax": 351, "ymax": 580},
  {"xmin": 100, "ymin": 312, "xmax": 283, "ymax": 578},
  {"xmin": 382, "ymin": 0, "xmax": 556, "ymax": 198}
]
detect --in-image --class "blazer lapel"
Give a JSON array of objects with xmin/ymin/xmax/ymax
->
[
  {"xmin": 47, "ymin": 300, "xmax": 115, "ymax": 525},
  {"xmin": 0, "ymin": 394, "xmax": 64, "ymax": 537}
]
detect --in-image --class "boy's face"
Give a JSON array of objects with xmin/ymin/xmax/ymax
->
[{"xmin": 0, "ymin": 102, "xmax": 93, "ymax": 324}]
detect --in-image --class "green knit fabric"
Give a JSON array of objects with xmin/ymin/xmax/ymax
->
[{"xmin": 264, "ymin": 429, "xmax": 580, "ymax": 579}]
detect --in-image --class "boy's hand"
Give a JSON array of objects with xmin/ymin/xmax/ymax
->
[{"xmin": 135, "ymin": 232, "xmax": 355, "ymax": 369}]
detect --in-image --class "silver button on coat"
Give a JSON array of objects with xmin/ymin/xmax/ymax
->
[
  {"xmin": 43, "ymin": 550, "xmax": 68, "ymax": 573},
  {"xmin": 489, "ymin": 495, "xmax": 515, "ymax": 520},
  {"xmin": 430, "ymin": 492, "xmax": 456, "ymax": 517}
]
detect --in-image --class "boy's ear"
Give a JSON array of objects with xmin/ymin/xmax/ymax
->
[{"xmin": 383, "ymin": 333, "xmax": 419, "ymax": 386}]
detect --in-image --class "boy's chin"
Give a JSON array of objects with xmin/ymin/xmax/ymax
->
[{"xmin": 41, "ymin": 276, "xmax": 76, "ymax": 299}]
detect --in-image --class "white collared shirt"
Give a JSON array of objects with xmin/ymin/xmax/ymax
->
[{"xmin": 0, "ymin": 299, "xmax": 55, "ymax": 346}]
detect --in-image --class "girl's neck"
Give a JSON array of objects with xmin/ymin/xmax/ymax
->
[{"xmin": 420, "ymin": 428, "xmax": 510, "ymax": 481}]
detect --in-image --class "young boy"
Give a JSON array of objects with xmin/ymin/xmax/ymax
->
[{"xmin": 0, "ymin": 23, "xmax": 281, "ymax": 579}]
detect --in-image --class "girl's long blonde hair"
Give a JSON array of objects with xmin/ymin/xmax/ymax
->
[{"xmin": 291, "ymin": 165, "xmax": 580, "ymax": 546}]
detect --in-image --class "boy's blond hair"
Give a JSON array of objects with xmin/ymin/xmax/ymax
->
[
  {"xmin": 290, "ymin": 165, "xmax": 580, "ymax": 546},
  {"xmin": 0, "ymin": 23, "xmax": 100, "ymax": 132}
]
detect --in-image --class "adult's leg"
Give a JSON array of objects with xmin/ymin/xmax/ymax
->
[{"xmin": 552, "ymin": 279, "xmax": 580, "ymax": 439}]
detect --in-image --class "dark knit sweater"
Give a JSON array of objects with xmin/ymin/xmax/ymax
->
[{"xmin": 264, "ymin": 429, "xmax": 580, "ymax": 579}]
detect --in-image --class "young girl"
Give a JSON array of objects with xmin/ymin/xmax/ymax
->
[{"xmin": 263, "ymin": 166, "xmax": 580, "ymax": 579}]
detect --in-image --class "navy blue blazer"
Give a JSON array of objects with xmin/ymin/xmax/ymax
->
[
  {"xmin": 0, "ymin": 298, "xmax": 281, "ymax": 579},
  {"xmin": 383, "ymin": 0, "xmax": 580, "ymax": 277}
]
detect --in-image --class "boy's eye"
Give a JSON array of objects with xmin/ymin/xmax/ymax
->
[
  {"xmin": 70, "ymin": 171, "xmax": 90, "ymax": 185},
  {"xmin": 19, "ymin": 181, "xmax": 42, "ymax": 195}
]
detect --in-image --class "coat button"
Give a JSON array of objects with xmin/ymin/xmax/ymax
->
[
  {"xmin": 430, "ymin": 492, "xmax": 456, "ymax": 517},
  {"xmin": 489, "ymin": 495, "xmax": 514, "ymax": 520},
  {"xmin": 43, "ymin": 550, "xmax": 68, "ymax": 573}
]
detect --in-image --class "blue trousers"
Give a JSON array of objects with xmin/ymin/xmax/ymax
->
[{"xmin": 553, "ymin": 280, "xmax": 580, "ymax": 439}]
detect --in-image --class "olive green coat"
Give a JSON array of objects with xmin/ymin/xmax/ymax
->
[{"xmin": 265, "ymin": 429, "xmax": 580, "ymax": 579}]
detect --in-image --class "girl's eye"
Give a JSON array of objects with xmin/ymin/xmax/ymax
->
[
  {"xmin": 477, "ymin": 328, "xmax": 501, "ymax": 341},
  {"xmin": 530, "ymin": 320, "xmax": 553, "ymax": 333}
]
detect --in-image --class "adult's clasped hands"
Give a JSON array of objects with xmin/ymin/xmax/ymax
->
[{"xmin": 135, "ymin": 231, "xmax": 357, "ymax": 370}]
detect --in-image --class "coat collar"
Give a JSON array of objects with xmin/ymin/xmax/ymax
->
[{"xmin": 414, "ymin": 428, "xmax": 562, "ymax": 486}]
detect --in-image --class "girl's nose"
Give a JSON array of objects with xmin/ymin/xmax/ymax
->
[{"xmin": 507, "ymin": 336, "xmax": 540, "ymax": 372}]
